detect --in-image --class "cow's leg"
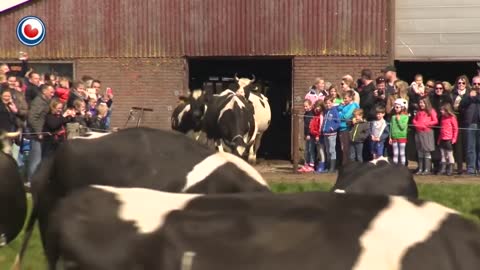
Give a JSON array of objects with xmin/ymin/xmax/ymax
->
[{"xmin": 248, "ymin": 132, "xmax": 263, "ymax": 164}]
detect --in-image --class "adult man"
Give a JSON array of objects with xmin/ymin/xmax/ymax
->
[
  {"xmin": 382, "ymin": 65, "xmax": 398, "ymax": 98},
  {"xmin": 359, "ymin": 69, "xmax": 376, "ymax": 118},
  {"xmin": 25, "ymin": 72, "xmax": 41, "ymax": 106},
  {"xmin": 3, "ymin": 75, "xmax": 28, "ymax": 163},
  {"xmin": 459, "ymin": 76, "xmax": 480, "ymax": 175},
  {"xmin": 27, "ymin": 84, "xmax": 54, "ymax": 184}
]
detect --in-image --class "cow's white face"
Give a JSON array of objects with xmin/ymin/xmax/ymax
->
[{"xmin": 235, "ymin": 78, "xmax": 254, "ymax": 97}]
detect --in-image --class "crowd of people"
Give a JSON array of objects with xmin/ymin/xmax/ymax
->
[
  {"xmin": 0, "ymin": 54, "xmax": 114, "ymax": 186},
  {"xmin": 300, "ymin": 65, "xmax": 480, "ymax": 177}
]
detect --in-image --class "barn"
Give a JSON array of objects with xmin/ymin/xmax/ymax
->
[{"xmin": 0, "ymin": 0, "xmax": 393, "ymax": 161}]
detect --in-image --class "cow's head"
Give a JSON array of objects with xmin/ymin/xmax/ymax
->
[
  {"xmin": 230, "ymin": 73, "xmax": 256, "ymax": 99},
  {"xmin": 0, "ymin": 131, "xmax": 20, "ymax": 155},
  {"xmin": 173, "ymin": 89, "xmax": 208, "ymax": 133}
]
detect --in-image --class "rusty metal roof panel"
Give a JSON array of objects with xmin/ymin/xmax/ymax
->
[{"xmin": 0, "ymin": 0, "xmax": 389, "ymax": 59}]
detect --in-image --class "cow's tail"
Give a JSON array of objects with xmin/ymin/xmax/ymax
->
[{"xmin": 11, "ymin": 156, "xmax": 54, "ymax": 270}]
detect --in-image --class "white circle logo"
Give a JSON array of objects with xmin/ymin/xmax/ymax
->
[{"xmin": 16, "ymin": 16, "xmax": 46, "ymax": 47}]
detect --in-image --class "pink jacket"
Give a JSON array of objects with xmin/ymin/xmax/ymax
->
[
  {"xmin": 412, "ymin": 109, "xmax": 438, "ymax": 133},
  {"xmin": 438, "ymin": 115, "xmax": 459, "ymax": 144}
]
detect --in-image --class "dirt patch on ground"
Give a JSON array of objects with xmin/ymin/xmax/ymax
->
[{"xmin": 254, "ymin": 160, "xmax": 480, "ymax": 185}]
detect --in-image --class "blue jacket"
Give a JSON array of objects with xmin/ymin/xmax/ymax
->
[
  {"xmin": 303, "ymin": 110, "xmax": 314, "ymax": 137},
  {"xmin": 322, "ymin": 106, "xmax": 340, "ymax": 135},
  {"xmin": 338, "ymin": 102, "xmax": 360, "ymax": 131}
]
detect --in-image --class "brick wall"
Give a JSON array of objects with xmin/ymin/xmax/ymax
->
[
  {"xmin": 292, "ymin": 56, "xmax": 389, "ymax": 162},
  {"xmin": 75, "ymin": 58, "xmax": 187, "ymax": 130}
]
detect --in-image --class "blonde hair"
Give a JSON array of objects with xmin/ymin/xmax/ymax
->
[
  {"xmin": 73, "ymin": 99, "xmax": 85, "ymax": 111},
  {"xmin": 97, "ymin": 103, "xmax": 109, "ymax": 117},
  {"xmin": 49, "ymin": 99, "xmax": 63, "ymax": 113},
  {"xmin": 394, "ymin": 80, "xmax": 409, "ymax": 100}
]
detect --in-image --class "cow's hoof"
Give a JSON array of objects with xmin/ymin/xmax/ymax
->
[{"xmin": 248, "ymin": 156, "xmax": 256, "ymax": 165}]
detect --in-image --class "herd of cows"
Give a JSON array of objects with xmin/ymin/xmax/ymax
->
[
  {"xmin": 1, "ymin": 75, "xmax": 479, "ymax": 269},
  {"xmin": 1, "ymin": 126, "xmax": 480, "ymax": 270},
  {"xmin": 171, "ymin": 75, "xmax": 271, "ymax": 164}
]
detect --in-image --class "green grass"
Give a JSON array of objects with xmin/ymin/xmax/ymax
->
[{"xmin": 1, "ymin": 183, "xmax": 479, "ymax": 270}]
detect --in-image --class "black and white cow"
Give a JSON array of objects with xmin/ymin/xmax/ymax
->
[
  {"xmin": 0, "ymin": 131, "xmax": 27, "ymax": 247},
  {"xmin": 16, "ymin": 127, "xmax": 270, "ymax": 269},
  {"xmin": 331, "ymin": 157, "xmax": 418, "ymax": 198},
  {"xmin": 228, "ymin": 74, "xmax": 272, "ymax": 163},
  {"xmin": 171, "ymin": 89, "xmax": 207, "ymax": 137},
  {"xmin": 34, "ymin": 185, "xmax": 480, "ymax": 270},
  {"xmin": 171, "ymin": 75, "xmax": 271, "ymax": 164},
  {"xmin": 202, "ymin": 89, "xmax": 257, "ymax": 160}
]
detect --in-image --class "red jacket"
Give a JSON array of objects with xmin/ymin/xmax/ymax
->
[
  {"xmin": 55, "ymin": 87, "xmax": 70, "ymax": 103},
  {"xmin": 438, "ymin": 115, "xmax": 459, "ymax": 144},
  {"xmin": 413, "ymin": 109, "xmax": 438, "ymax": 133},
  {"xmin": 309, "ymin": 113, "xmax": 324, "ymax": 139}
]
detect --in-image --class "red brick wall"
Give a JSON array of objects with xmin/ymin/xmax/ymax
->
[
  {"xmin": 75, "ymin": 58, "xmax": 187, "ymax": 130},
  {"xmin": 292, "ymin": 56, "xmax": 389, "ymax": 161}
]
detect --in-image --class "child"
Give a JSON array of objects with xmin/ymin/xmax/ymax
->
[
  {"xmin": 370, "ymin": 106, "xmax": 388, "ymax": 160},
  {"xmin": 309, "ymin": 100, "xmax": 326, "ymax": 173},
  {"xmin": 298, "ymin": 99, "xmax": 315, "ymax": 173},
  {"xmin": 349, "ymin": 109, "xmax": 370, "ymax": 162},
  {"xmin": 322, "ymin": 96, "xmax": 341, "ymax": 172},
  {"xmin": 389, "ymin": 98, "xmax": 409, "ymax": 165},
  {"xmin": 338, "ymin": 90, "xmax": 360, "ymax": 165},
  {"xmin": 412, "ymin": 97, "xmax": 438, "ymax": 175},
  {"xmin": 89, "ymin": 102, "xmax": 111, "ymax": 131},
  {"xmin": 328, "ymin": 85, "xmax": 343, "ymax": 106},
  {"xmin": 437, "ymin": 103, "xmax": 458, "ymax": 176},
  {"xmin": 54, "ymin": 76, "xmax": 71, "ymax": 104}
]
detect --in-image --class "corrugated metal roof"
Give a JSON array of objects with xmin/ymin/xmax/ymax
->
[{"xmin": 0, "ymin": 0, "xmax": 389, "ymax": 59}]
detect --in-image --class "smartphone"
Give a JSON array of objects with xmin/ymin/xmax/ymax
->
[{"xmin": 106, "ymin": 87, "xmax": 113, "ymax": 96}]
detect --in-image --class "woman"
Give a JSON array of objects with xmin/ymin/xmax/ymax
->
[
  {"xmin": 451, "ymin": 75, "xmax": 471, "ymax": 174},
  {"xmin": 305, "ymin": 77, "xmax": 328, "ymax": 104},
  {"xmin": 0, "ymin": 90, "xmax": 19, "ymax": 155},
  {"xmin": 386, "ymin": 80, "xmax": 410, "ymax": 118},
  {"xmin": 42, "ymin": 99, "xmax": 74, "ymax": 158},
  {"xmin": 341, "ymin": 76, "xmax": 360, "ymax": 105},
  {"xmin": 429, "ymin": 81, "xmax": 453, "ymax": 174}
]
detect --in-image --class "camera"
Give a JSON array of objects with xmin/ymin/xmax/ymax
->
[{"xmin": 377, "ymin": 89, "xmax": 384, "ymax": 96}]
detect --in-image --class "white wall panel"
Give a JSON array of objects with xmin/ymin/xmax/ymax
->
[{"xmin": 395, "ymin": 0, "xmax": 480, "ymax": 60}]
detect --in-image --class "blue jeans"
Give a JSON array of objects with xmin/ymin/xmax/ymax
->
[
  {"xmin": 371, "ymin": 139, "xmax": 386, "ymax": 158},
  {"xmin": 27, "ymin": 139, "xmax": 42, "ymax": 181},
  {"xmin": 350, "ymin": 142, "xmax": 364, "ymax": 162},
  {"xmin": 325, "ymin": 134, "xmax": 337, "ymax": 161},
  {"xmin": 466, "ymin": 123, "xmax": 480, "ymax": 171},
  {"xmin": 304, "ymin": 138, "xmax": 316, "ymax": 165}
]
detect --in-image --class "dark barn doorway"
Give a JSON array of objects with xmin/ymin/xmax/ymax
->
[
  {"xmin": 188, "ymin": 58, "xmax": 293, "ymax": 161},
  {"xmin": 395, "ymin": 60, "xmax": 479, "ymax": 84}
]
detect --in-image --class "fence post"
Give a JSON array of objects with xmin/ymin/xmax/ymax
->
[{"xmin": 292, "ymin": 109, "xmax": 300, "ymax": 173}]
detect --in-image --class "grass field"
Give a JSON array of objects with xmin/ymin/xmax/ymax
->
[{"xmin": 1, "ymin": 182, "xmax": 479, "ymax": 270}]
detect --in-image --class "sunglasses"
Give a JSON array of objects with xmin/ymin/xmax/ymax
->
[
  {"xmin": 426, "ymin": 85, "xmax": 434, "ymax": 88},
  {"xmin": 458, "ymin": 82, "xmax": 466, "ymax": 85},
  {"xmin": 473, "ymin": 82, "xmax": 480, "ymax": 86},
  {"xmin": 435, "ymin": 87, "xmax": 444, "ymax": 90}
]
